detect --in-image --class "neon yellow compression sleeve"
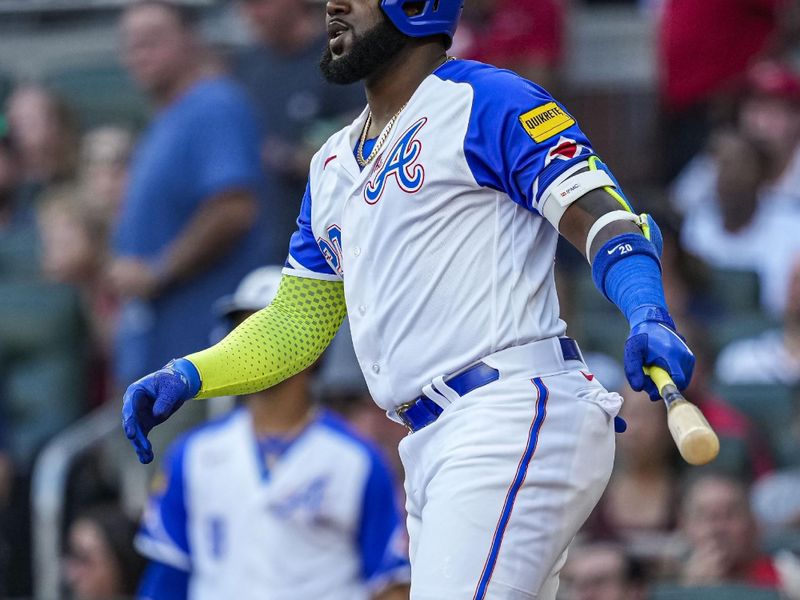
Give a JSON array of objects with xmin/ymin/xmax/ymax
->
[{"xmin": 185, "ymin": 274, "xmax": 346, "ymax": 399}]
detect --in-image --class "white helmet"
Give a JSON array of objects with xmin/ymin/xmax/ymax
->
[{"xmin": 214, "ymin": 266, "xmax": 283, "ymax": 318}]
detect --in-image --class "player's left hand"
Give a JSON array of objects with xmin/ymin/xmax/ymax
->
[
  {"xmin": 624, "ymin": 307, "xmax": 695, "ymax": 400},
  {"xmin": 121, "ymin": 358, "xmax": 200, "ymax": 464}
]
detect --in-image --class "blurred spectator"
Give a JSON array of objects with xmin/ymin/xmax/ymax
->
[
  {"xmin": 451, "ymin": 0, "xmax": 564, "ymax": 90},
  {"xmin": 658, "ymin": 0, "xmax": 787, "ymax": 182},
  {"xmin": 679, "ymin": 128, "xmax": 770, "ymax": 269},
  {"xmin": 79, "ymin": 126, "xmax": 134, "ymax": 223},
  {"xmin": 38, "ymin": 188, "xmax": 101, "ymax": 287},
  {"xmin": 64, "ymin": 505, "xmax": 145, "ymax": 600},
  {"xmin": 0, "ymin": 114, "xmax": 89, "ymax": 597},
  {"xmin": 716, "ymin": 257, "xmax": 800, "ymax": 385},
  {"xmin": 740, "ymin": 61, "xmax": 800, "ymax": 204},
  {"xmin": 678, "ymin": 126, "xmax": 800, "ymax": 316},
  {"xmin": 678, "ymin": 473, "xmax": 782, "ymax": 589},
  {"xmin": 230, "ymin": 0, "xmax": 364, "ymax": 263},
  {"xmin": 111, "ymin": 0, "xmax": 270, "ymax": 384},
  {"xmin": 135, "ymin": 267, "xmax": 410, "ymax": 600},
  {"xmin": 5, "ymin": 84, "xmax": 80, "ymax": 203},
  {"xmin": 560, "ymin": 542, "xmax": 647, "ymax": 600},
  {"xmin": 671, "ymin": 61, "xmax": 800, "ymax": 214}
]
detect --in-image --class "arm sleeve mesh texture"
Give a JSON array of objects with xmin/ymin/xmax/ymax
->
[{"xmin": 186, "ymin": 275, "xmax": 347, "ymax": 399}]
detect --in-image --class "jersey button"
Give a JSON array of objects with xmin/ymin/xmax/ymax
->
[
  {"xmin": 353, "ymin": 246, "xmax": 361, "ymax": 257},
  {"xmin": 371, "ymin": 363, "xmax": 380, "ymax": 374},
  {"xmin": 358, "ymin": 305, "xmax": 367, "ymax": 315}
]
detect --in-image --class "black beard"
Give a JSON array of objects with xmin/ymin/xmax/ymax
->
[{"xmin": 320, "ymin": 18, "xmax": 409, "ymax": 85}]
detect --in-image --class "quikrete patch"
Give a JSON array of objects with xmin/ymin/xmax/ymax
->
[{"xmin": 519, "ymin": 102, "xmax": 575, "ymax": 143}]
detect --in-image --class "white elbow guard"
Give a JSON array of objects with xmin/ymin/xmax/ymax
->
[{"xmin": 538, "ymin": 161, "xmax": 617, "ymax": 231}]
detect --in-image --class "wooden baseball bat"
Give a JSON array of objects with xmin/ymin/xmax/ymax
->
[{"xmin": 644, "ymin": 366, "xmax": 720, "ymax": 466}]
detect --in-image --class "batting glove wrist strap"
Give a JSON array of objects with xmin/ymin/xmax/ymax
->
[{"xmin": 169, "ymin": 358, "xmax": 202, "ymax": 398}]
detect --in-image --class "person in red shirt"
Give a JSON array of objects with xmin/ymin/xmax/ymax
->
[
  {"xmin": 451, "ymin": 0, "xmax": 565, "ymax": 90},
  {"xmin": 659, "ymin": 0, "xmax": 787, "ymax": 182},
  {"xmin": 679, "ymin": 473, "xmax": 782, "ymax": 589}
]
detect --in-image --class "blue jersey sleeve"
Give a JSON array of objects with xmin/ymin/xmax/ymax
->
[
  {"xmin": 284, "ymin": 182, "xmax": 342, "ymax": 280},
  {"xmin": 188, "ymin": 82, "xmax": 265, "ymax": 202},
  {"xmin": 357, "ymin": 450, "xmax": 410, "ymax": 591},
  {"xmin": 440, "ymin": 61, "xmax": 597, "ymax": 213},
  {"xmin": 135, "ymin": 439, "xmax": 192, "ymax": 572}
]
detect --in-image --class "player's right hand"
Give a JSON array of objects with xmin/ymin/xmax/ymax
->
[{"xmin": 121, "ymin": 358, "xmax": 201, "ymax": 464}]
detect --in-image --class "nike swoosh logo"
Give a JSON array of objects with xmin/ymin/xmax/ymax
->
[
  {"xmin": 581, "ymin": 371, "xmax": 594, "ymax": 381},
  {"xmin": 607, "ymin": 244, "xmax": 623, "ymax": 255}
]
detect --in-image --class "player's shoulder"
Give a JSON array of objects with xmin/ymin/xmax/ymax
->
[{"xmin": 434, "ymin": 59, "xmax": 554, "ymax": 106}]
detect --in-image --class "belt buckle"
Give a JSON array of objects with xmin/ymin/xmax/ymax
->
[{"xmin": 395, "ymin": 400, "xmax": 417, "ymax": 432}]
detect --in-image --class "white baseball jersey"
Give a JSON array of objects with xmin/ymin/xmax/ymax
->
[
  {"xmin": 135, "ymin": 408, "xmax": 409, "ymax": 600},
  {"xmin": 283, "ymin": 59, "xmax": 596, "ymax": 411}
]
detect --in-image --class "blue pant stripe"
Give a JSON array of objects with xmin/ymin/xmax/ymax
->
[{"xmin": 473, "ymin": 378, "xmax": 549, "ymax": 600}]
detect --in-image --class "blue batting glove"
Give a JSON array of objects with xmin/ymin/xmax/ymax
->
[
  {"xmin": 121, "ymin": 358, "xmax": 201, "ymax": 464},
  {"xmin": 623, "ymin": 306, "xmax": 695, "ymax": 401}
]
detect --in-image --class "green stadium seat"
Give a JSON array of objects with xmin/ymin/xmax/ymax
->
[
  {"xmin": 708, "ymin": 267, "xmax": 761, "ymax": 314},
  {"xmin": 650, "ymin": 584, "xmax": 781, "ymax": 600},
  {"xmin": 43, "ymin": 62, "xmax": 149, "ymax": 130},
  {"xmin": 711, "ymin": 382, "xmax": 798, "ymax": 468}
]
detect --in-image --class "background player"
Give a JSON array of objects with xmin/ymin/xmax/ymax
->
[
  {"xmin": 123, "ymin": 1, "xmax": 695, "ymax": 597},
  {"xmin": 135, "ymin": 266, "xmax": 410, "ymax": 600}
]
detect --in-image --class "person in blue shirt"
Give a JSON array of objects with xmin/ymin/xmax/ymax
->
[
  {"xmin": 135, "ymin": 267, "xmax": 410, "ymax": 600},
  {"xmin": 110, "ymin": 0, "xmax": 272, "ymax": 385}
]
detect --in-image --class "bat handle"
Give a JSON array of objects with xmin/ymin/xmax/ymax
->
[{"xmin": 645, "ymin": 366, "xmax": 683, "ymax": 408}]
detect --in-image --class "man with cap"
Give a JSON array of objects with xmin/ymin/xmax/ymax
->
[{"xmin": 134, "ymin": 266, "xmax": 410, "ymax": 600}]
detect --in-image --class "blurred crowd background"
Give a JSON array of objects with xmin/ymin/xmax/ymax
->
[{"xmin": 1, "ymin": 0, "xmax": 800, "ymax": 598}]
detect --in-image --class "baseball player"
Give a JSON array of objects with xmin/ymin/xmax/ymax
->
[
  {"xmin": 134, "ymin": 266, "xmax": 410, "ymax": 600},
  {"xmin": 122, "ymin": 1, "xmax": 695, "ymax": 598}
]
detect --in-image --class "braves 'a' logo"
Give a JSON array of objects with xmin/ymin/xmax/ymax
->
[{"xmin": 364, "ymin": 117, "xmax": 427, "ymax": 204}]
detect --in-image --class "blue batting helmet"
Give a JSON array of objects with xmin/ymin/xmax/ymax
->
[{"xmin": 380, "ymin": 0, "xmax": 464, "ymax": 46}]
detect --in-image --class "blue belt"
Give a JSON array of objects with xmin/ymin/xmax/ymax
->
[{"xmin": 397, "ymin": 337, "xmax": 582, "ymax": 433}]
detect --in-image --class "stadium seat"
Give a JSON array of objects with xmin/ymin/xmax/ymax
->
[
  {"xmin": 650, "ymin": 584, "xmax": 781, "ymax": 600},
  {"xmin": 711, "ymin": 382, "xmax": 798, "ymax": 468},
  {"xmin": 708, "ymin": 267, "xmax": 761, "ymax": 314},
  {"xmin": 43, "ymin": 62, "xmax": 148, "ymax": 130}
]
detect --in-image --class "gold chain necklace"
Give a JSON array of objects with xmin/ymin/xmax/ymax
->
[
  {"xmin": 356, "ymin": 56, "xmax": 457, "ymax": 168},
  {"xmin": 356, "ymin": 101, "xmax": 408, "ymax": 168}
]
